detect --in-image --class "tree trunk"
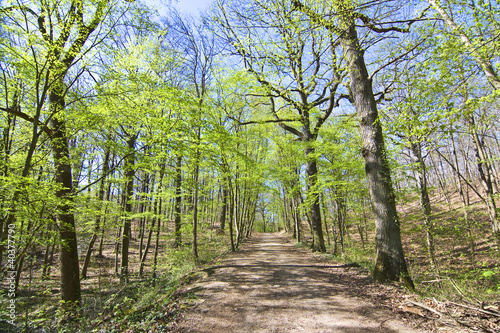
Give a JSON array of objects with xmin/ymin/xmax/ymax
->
[
  {"xmin": 228, "ymin": 176, "xmax": 235, "ymax": 252},
  {"xmin": 81, "ymin": 149, "xmax": 110, "ymax": 279},
  {"xmin": 469, "ymin": 117, "xmax": 500, "ymax": 242},
  {"xmin": 427, "ymin": 0, "xmax": 500, "ymax": 91},
  {"xmin": 174, "ymin": 154, "xmax": 182, "ymax": 247},
  {"xmin": 410, "ymin": 141, "xmax": 437, "ymax": 271},
  {"xmin": 335, "ymin": 194, "xmax": 346, "ymax": 256},
  {"xmin": 120, "ymin": 135, "xmax": 136, "ymax": 284},
  {"xmin": 304, "ymin": 145, "xmax": 326, "ymax": 252},
  {"xmin": 192, "ymin": 160, "xmax": 200, "ymax": 260},
  {"xmin": 451, "ymin": 137, "xmax": 475, "ymax": 252},
  {"xmin": 220, "ymin": 184, "xmax": 228, "ymax": 231},
  {"xmin": 152, "ymin": 215, "xmax": 162, "ymax": 286},
  {"xmin": 339, "ymin": 19, "xmax": 414, "ymax": 289},
  {"xmin": 49, "ymin": 85, "xmax": 82, "ymax": 303},
  {"xmin": 138, "ymin": 173, "xmax": 150, "ymax": 261},
  {"xmin": 141, "ymin": 163, "xmax": 165, "ymax": 276},
  {"xmin": 293, "ymin": 196, "xmax": 301, "ymax": 243}
]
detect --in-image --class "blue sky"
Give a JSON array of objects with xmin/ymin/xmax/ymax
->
[
  {"xmin": 145, "ymin": 0, "xmax": 214, "ymax": 16},
  {"xmin": 173, "ymin": 0, "xmax": 213, "ymax": 14}
]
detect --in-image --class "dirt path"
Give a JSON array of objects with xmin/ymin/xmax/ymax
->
[{"xmin": 174, "ymin": 233, "xmax": 426, "ymax": 333}]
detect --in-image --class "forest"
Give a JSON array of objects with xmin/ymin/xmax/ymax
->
[{"xmin": 0, "ymin": 0, "xmax": 499, "ymax": 331}]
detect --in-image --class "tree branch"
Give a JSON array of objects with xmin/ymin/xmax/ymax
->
[
  {"xmin": 270, "ymin": 97, "xmax": 303, "ymax": 138},
  {"xmin": 0, "ymin": 107, "xmax": 53, "ymax": 136}
]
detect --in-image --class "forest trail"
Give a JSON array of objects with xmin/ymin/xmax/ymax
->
[{"xmin": 173, "ymin": 233, "xmax": 425, "ymax": 333}]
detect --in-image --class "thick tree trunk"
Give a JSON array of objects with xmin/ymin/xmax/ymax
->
[
  {"xmin": 49, "ymin": 86, "xmax": 82, "ymax": 303},
  {"xmin": 340, "ymin": 22, "xmax": 414, "ymax": 289},
  {"xmin": 304, "ymin": 146, "xmax": 326, "ymax": 252}
]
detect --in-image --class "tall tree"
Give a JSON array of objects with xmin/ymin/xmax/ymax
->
[
  {"xmin": 292, "ymin": 0, "xmax": 415, "ymax": 288},
  {"xmin": 0, "ymin": 0, "xmax": 128, "ymax": 304}
]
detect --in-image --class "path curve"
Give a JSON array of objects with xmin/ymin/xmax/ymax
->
[{"xmin": 174, "ymin": 233, "xmax": 425, "ymax": 333}]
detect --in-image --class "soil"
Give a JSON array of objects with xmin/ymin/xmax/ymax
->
[{"xmin": 172, "ymin": 233, "xmax": 429, "ymax": 333}]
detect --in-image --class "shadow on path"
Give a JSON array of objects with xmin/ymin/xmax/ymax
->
[{"xmin": 174, "ymin": 233, "xmax": 424, "ymax": 333}]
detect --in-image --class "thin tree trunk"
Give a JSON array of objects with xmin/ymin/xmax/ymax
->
[
  {"xmin": 451, "ymin": 136, "xmax": 475, "ymax": 253},
  {"xmin": 410, "ymin": 141, "xmax": 438, "ymax": 272},
  {"xmin": 192, "ymin": 150, "xmax": 200, "ymax": 260},
  {"xmin": 43, "ymin": 231, "xmax": 57, "ymax": 280},
  {"xmin": 228, "ymin": 176, "xmax": 235, "ymax": 252},
  {"xmin": 138, "ymin": 173, "xmax": 150, "ymax": 261},
  {"xmin": 234, "ymin": 172, "xmax": 240, "ymax": 247},
  {"xmin": 141, "ymin": 163, "xmax": 165, "ymax": 276},
  {"xmin": 469, "ymin": 117, "xmax": 500, "ymax": 242},
  {"xmin": 427, "ymin": 0, "xmax": 500, "ymax": 90},
  {"xmin": 120, "ymin": 135, "xmax": 136, "ymax": 284},
  {"xmin": 174, "ymin": 154, "xmax": 182, "ymax": 247},
  {"xmin": 293, "ymin": 196, "xmax": 301, "ymax": 243},
  {"xmin": 81, "ymin": 149, "xmax": 110, "ymax": 279},
  {"xmin": 220, "ymin": 183, "xmax": 228, "ymax": 232},
  {"xmin": 151, "ymin": 169, "xmax": 166, "ymax": 283}
]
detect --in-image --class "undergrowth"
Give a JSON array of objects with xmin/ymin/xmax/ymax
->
[{"xmin": 1, "ymin": 228, "xmax": 231, "ymax": 332}]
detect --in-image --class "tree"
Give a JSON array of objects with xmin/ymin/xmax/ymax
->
[
  {"xmin": 292, "ymin": 0, "xmax": 415, "ymax": 288},
  {"xmin": 0, "ymin": 0, "xmax": 133, "ymax": 304},
  {"xmin": 426, "ymin": 0, "xmax": 500, "ymax": 91},
  {"xmin": 214, "ymin": 0, "xmax": 344, "ymax": 252}
]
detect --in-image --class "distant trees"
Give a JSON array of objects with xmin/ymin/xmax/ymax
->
[
  {"xmin": 214, "ymin": 0, "xmax": 344, "ymax": 252},
  {"xmin": 0, "ymin": 0, "xmax": 265, "ymax": 312}
]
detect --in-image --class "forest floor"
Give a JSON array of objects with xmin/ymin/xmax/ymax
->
[{"xmin": 170, "ymin": 232, "xmax": 434, "ymax": 333}]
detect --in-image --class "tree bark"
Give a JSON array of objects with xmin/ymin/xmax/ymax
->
[
  {"xmin": 141, "ymin": 163, "xmax": 165, "ymax": 276},
  {"xmin": 305, "ymin": 144, "xmax": 326, "ymax": 252},
  {"xmin": 410, "ymin": 141, "xmax": 437, "ymax": 271},
  {"xmin": 120, "ymin": 135, "xmax": 136, "ymax": 284},
  {"xmin": 174, "ymin": 154, "xmax": 182, "ymax": 247},
  {"xmin": 220, "ymin": 183, "xmax": 228, "ymax": 231},
  {"xmin": 339, "ymin": 19, "xmax": 414, "ymax": 289},
  {"xmin": 450, "ymin": 137, "xmax": 475, "ymax": 252},
  {"xmin": 49, "ymin": 85, "xmax": 82, "ymax": 303},
  {"xmin": 228, "ymin": 176, "xmax": 236, "ymax": 252},
  {"xmin": 81, "ymin": 149, "xmax": 110, "ymax": 279},
  {"xmin": 468, "ymin": 116, "xmax": 500, "ymax": 242},
  {"xmin": 192, "ymin": 160, "xmax": 200, "ymax": 260}
]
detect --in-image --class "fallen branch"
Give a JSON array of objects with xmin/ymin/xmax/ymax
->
[
  {"xmin": 405, "ymin": 300, "xmax": 442, "ymax": 317},
  {"xmin": 447, "ymin": 301, "xmax": 500, "ymax": 318}
]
